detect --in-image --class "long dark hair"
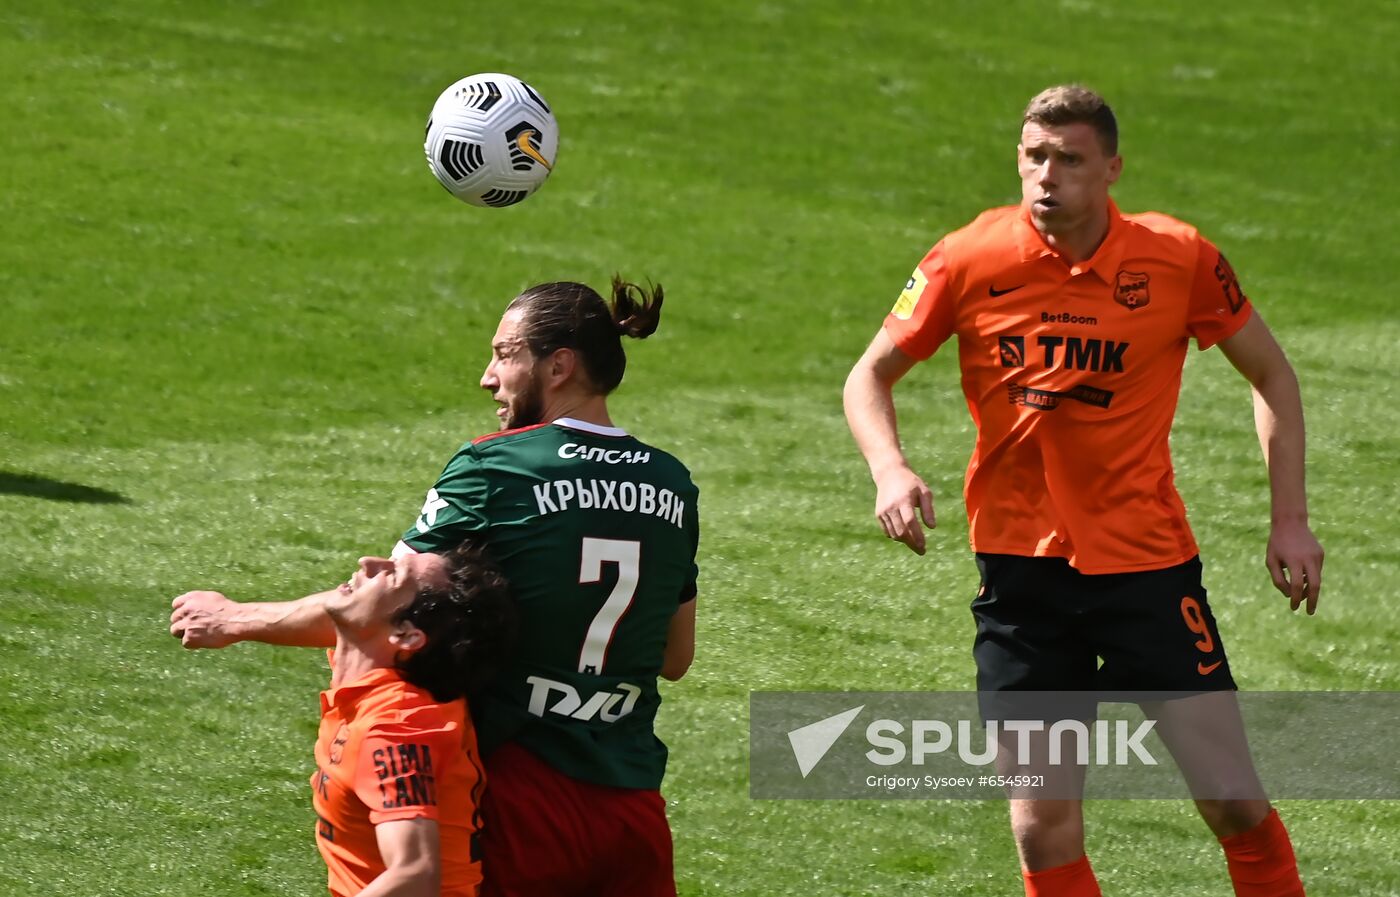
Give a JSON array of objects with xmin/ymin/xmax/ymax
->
[{"xmin": 506, "ymin": 276, "xmax": 664, "ymax": 394}]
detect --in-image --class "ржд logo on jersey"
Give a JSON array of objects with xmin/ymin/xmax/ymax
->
[{"xmin": 526, "ymin": 675, "xmax": 641, "ymax": 723}]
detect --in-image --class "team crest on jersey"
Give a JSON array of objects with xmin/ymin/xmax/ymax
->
[
  {"xmin": 1114, "ymin": 270, "xmax": 1151, "ymax": 310},
  {"xmin": 891, "ymin": 268, "xmax": 928, "ymax": 320},
  {"xmin": 329, "ymin": 724, "xmax": 349, "ymax": 765}
]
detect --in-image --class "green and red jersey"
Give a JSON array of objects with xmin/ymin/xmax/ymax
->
[{"xmin": 398, "ymin": 418, "xmax": 700, "ymax": 790}]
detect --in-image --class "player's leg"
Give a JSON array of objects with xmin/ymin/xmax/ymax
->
[
  {"xmin": 1017, "ymin": 845, "xmax": 1102, "ymax": 897},
  {"xmin": 594, "ymin": 787, "xmax": 676, "ymax": 897},
  {"xmin": 1144, "ymin": 688, "xmax": 1305, "ymax": 897},
  {"xmin": 1007, "ymin": 789, "xmax": 1103, "ymax": 897},
  {"xmin": 1007, "ymin": 791, "xmax": 1089, "ymax": 873},
  {"xmin": 1147, "ymin": 692, "xmax": 1302, "ymax": 895},
  {"xmin": 1093, "ymin": 558, "xmax": 1305, "ymax": 896},
  {"xmin": 972, "ymin": 554, "xmax": 1101, "ymax": 895},
  {"xmin": 481, "ymin": 742, "xmax": 677, "ymax": 897},
  {"xmin": 1214, "ymin": 807, "xmax": 1305, "ymax": 897},
  {"xmin": 1144, "ymin": 691, "xmax": 1267, "ymax": 834},
  {"xmin": 478, "ymin": 743, "xmax": 592, "ymax": 897},
  {"xmin": 985, "ymin": 695, "xmax": 1093, "ymax": 872},
  {"xmin": 1091, "ymin": 559, "xmax": 1255, "ymax": 816}
]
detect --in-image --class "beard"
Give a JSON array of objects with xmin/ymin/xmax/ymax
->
[{"xmin": 503, "ymin": 371, "xmax": 546, "ymax": 430}]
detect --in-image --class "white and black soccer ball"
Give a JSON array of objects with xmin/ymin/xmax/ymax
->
[{"xmin": 424, "ymin": 73, "xmax": 558, "ymax": 208}]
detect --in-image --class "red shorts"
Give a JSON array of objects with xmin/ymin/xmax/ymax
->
[{"xmin": 479, "ymin": 743, "xmax": 676, "ymax": 897}]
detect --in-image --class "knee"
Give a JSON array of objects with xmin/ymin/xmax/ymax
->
[
  {"xmin": 1011, "ymin": 801, "xmax": 1085, "ymax": 870},
  {"xmin": 1197, "ymin": 799, "xmax": 1269, "ymax": 838}
]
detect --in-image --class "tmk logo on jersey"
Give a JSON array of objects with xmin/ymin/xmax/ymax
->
[
  {"xmin": 1000, "ymin": 336, "xmax": 1128, "ymax": 411},
  {"xmin": 999, "ymin": 336, "xmax": 1025, "ymax": 368},
  {"xmin": 526, "ymin": 676, "xmax": 641, "ymax": 723},
  {"xmin": 1039, "ymin": 336, "xmax": 1128, "ymax": 372},
  {"xmin": 999, "ymin": 336, "xmax": 1129, "ymax": 373},
  {"xmin": 1114, "ymin": 270, "xmax": 1151, "ymax": 310}
]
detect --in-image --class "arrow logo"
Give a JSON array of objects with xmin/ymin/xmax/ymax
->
[{"xmin": 786, "ymin": 705, "xmax": 864, "ymax": 778}]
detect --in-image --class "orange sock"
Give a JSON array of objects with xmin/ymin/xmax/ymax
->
[
  {"xmin": 1022, "ymin": 855, "xmax": 1102, "ymax": 897},
  {"xmin": 1218, "ymin": 808, "xmax": 1305, "ymax": 897}
]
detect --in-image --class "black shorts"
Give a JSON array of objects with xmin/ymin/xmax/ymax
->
[{"xmin": 972, "ymin": 553, "xmax": 1237, "ymax": 700}]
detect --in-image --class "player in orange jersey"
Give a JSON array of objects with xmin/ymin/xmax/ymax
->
[
  {"xmin": 844, "ymin": 85, "xmax": 1322, "ymax": 897},
  {"xmin": 309, "ymin": 542, "xmax": 512, "ymax": 897},
  {"xmin": 171, "ymin": 280, "xmax": 697, "ymax": 897}
]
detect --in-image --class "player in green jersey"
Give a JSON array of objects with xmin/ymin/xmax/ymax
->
[{"xmin": 171, "ymin": 277, "xmax": 699, "ymax": 897}]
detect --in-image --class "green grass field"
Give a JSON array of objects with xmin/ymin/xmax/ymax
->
[{"xmin": 2, "ymin": 1, "xmax": 1397, "ymax": 894}]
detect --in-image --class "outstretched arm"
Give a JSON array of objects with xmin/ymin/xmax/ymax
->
[
  {"xmin": 170, "ymin": 587, "xmax": 339, "ymax": 648},
  {"xmin": 843, "ymin": 328, "xmax": 937, "ymax": 555},
  {"xmin": 1218, "ymin": 312, "xmax": 1324, "ymax": 613}
]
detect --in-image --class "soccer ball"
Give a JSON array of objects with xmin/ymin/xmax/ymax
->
[{"xmin": 424, "ymin": 73, "xmax": 558, "ymax": 208}]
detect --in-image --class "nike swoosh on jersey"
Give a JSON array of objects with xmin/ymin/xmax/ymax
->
[
  {"xmin": 1197, "ymin": 660, "xmax": 1223, "ymax": 675},
  {"xmin": 988, "ymin": 284, "xmax": 1025, "ymax": 297}
]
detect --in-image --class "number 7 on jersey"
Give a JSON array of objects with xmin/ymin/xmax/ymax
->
[{"xmin": 577, "ymin": 537, "xmax": 641, "ymax": 674}]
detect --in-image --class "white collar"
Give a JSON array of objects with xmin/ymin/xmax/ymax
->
[{"xmin": 552, "ymin": 417, "xmax": 628, "ymax": 437}]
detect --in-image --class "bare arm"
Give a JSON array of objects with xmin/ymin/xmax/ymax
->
[
  {"xmin": 1217, "ymin": 312, "xmax": 1324, "ymax": 613},
  {"xmin": 356, "ymin": 819, "xmax": 441, "ymax": 897},
  {"xmin": 843, "ymin": 328, "xmax": 937, "ymax": 554},
  {"xmin": 170, "ymin": 587, "xmax": 338, "ymax": 649},
  {"xmin": 660, "ymin": 598, "xmax": 696, "ymax": 681}
]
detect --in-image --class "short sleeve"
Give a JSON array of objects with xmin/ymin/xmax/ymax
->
[
  {"xmin": 1188, "ymin": 238, "xmax": 1254, "ymax": 350},
  {"xmin": 354, "ymin": 709, "xmax": 463, "ymax": 825},
  {"xmin": 882, "ymin": 242, "xmax": 958, "ymax": 361},
  {"xmin": 402, "ymin": 447, "xmax": 490, "ymax": 552},
  {"xmin": 680, "ymin": 487, "xmax": 699, "ymax": 604}
]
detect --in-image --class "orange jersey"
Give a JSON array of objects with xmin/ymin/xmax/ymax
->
[
  {"xmin": 884, "ymin": 201, "xmax": 1253, "ymax": 574},
  {"xmin": 312, "ymin": 665, "xmax": 484, "ymax": 897}
]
